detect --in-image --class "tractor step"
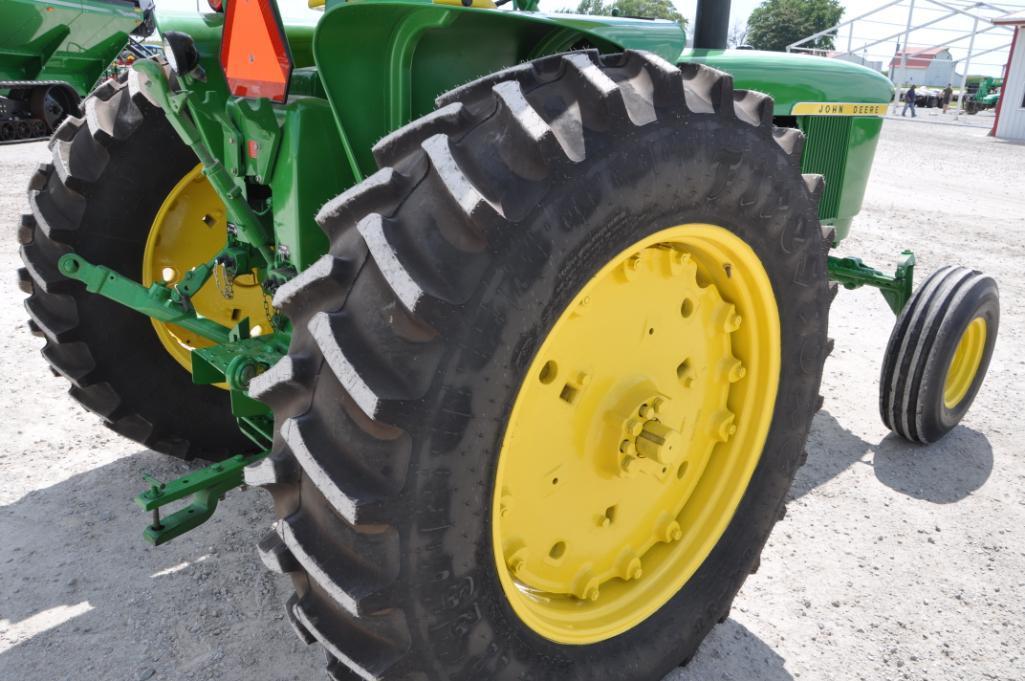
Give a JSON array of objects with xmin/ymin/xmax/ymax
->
[{"xmin": 135, "ymin": 452, "xmax": 268, "ymax": 545}]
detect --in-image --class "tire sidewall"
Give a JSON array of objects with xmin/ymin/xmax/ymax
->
[{"xmin": 918, "ymin": 281, "xmax": 999, "ymax": 440}]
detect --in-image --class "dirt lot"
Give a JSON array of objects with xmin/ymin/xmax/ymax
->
[{"xmin": 2, "ymin": 118, "xmax": 1023, "ymax": 681}]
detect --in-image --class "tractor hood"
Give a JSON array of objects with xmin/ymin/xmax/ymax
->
[{"xmin": 681, "ymin": 48, "xmax": 895, "ymax": 116}]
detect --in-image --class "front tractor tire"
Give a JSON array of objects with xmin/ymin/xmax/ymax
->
[
  {"xmin": 881, "ymin": 266, "xmax": 998, "ymax": 443},
  {"xmin": 247, "ymin": 51, "xmax": 834, "ymax": 680},
  {"xmin": 17, "ymin": 78, "xmax": 255, "ymax": 461}
]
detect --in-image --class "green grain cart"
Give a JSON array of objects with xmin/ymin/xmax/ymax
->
[
  {"xmin": 0, "ymin": 0, "xmax": 150, "ymax": 141},
  {"xmin": 18, "ymin": 0, "xmax": 999, "ymax": 678}
]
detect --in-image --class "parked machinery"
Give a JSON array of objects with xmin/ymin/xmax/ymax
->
[
  {"xmin": 0, "ymin": 0, "xmax": 151, "ymax": 141},
  {"xmin": 965, "ymin": 76, "xmax": 1002, "ymax": 114}
]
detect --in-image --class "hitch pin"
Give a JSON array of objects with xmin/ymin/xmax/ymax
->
[
  {"xmin": 151, "ymin": 507, "xmax": 163, "ymax": 531},
  {"xmin": 144, "ymin": 476, "xmax": 165, "ymax": 531}
]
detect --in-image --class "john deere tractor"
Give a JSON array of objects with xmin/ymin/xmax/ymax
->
[{"xmin": 17, "ymin": 0, "xmax": 999, "ymax": 678}]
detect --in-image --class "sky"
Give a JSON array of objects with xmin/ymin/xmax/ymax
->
[{"xmin": 159, "ymin": 0, "xmax": 1025, "ymax": 76}]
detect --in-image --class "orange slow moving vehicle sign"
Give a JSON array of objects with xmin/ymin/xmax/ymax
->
[{"xmin": 220, "ymin": 0, "xmax": 293, "ymax": 102}]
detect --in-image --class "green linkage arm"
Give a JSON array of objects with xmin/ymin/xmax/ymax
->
[
  {"xmin": 58, "ymin": 253, "xmax": 231, "ymax": 345},
  {"xmin": 131, "ymin": 59, "xmax": 275, "ymax": 268}
]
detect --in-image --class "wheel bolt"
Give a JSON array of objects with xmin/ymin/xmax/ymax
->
[
  {"xmin": 574, "ymin": 572, "xmax": 601, "ymax": 601},
  {"xmin": 662, "ymin": 520, "xmax": 682, "ymax": 543},
  {"xmin": 618, "ymin": 552, "xmax": 643, "ymax": 581},
  {"xmin": 724, "ymin": 358, "xmax": 747, "ymax": 383},
  {"xmin": 712, "ymin": 410, "xmax": 737, "ymax": 443}
]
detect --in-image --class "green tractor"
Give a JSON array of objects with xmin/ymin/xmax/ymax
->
[
  {"xmin": 18, "ymin": 0, "xmax": 999, "ymax": 678},
  {"xmin": 0, "ymin": 0, "xmax": 153, "ymax": 141}
]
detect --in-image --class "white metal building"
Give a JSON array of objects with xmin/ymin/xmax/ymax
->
[
  {"xmin": 992, "ymin": 12, "xmax": 1025, "ymax": 141},
  {"xmin": 830, "ymin": 52, "xmax": 884, "ymax": 72},
  {"xmin": 889, "ymin": 47, "xmax": 957, "ymax": 86}
]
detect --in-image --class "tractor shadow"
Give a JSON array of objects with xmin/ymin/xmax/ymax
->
[
  {"xmin": 794, "ymin": 410, "xmax": 994, "ymax": 504},
  {"xmin": 664, "ymin": 617, "xmax": 792, "ymax": 681},
  {"xmin": 0, "ymin": 448, "xmax": 323, "ymax": 681},
  {"xmin": 0, "ymin": 450, "xmax": 792, "ymax": 681},
  {"xmin": 1, "ymin": 414, "xmax": 990, "ymax": 680}
]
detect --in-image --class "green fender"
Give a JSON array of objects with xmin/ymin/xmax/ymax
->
[{"xmin": 311, "ymin": 2, "xmax": 686, "ymax": 176}]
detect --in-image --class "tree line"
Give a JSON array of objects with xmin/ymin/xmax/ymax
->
[{"xmin": 563, "ymin": 0, "xmax": 845, "ymax": 53}]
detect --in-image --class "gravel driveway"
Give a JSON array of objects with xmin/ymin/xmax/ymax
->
[{"xmin": 1, "ymin": 118, "xmax": 1022, "ymax": 681}]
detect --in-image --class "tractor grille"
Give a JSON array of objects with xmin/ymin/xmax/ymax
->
[{"xmin": 798, "ymin": 116, "xmax": 853, "ymax": 221}]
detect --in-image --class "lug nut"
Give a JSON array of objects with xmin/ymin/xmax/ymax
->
[
  {"xmin": 573, "ymin": 570, "xmax": 601, "ymax": 601},
  {"xmin": 654, "ymin": 513, "xmax": 684, "ymax": 543},
  {"xmin": 507, "ymin": 547, "xmax": 529, "ymax": 576},
  {"xmin": 723, "ymin": 358, "xmax": 747, "ymax": 383},
  {"xmin": 712, "ymin": 410, "xmax": 737, "ymax": 443},
  {"xmin": 617, "ymin": 551, "xmax": 643, "ymax": 581},
  {"xmin": 651, "ymin": 397, "xmax": 667, "ymax": 415}
]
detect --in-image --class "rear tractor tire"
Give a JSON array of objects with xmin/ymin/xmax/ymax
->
[
  {"xmin": 881, "ymin": 265, "xmax": 998, "ymax": 443},
  {"xmin": 246, "ymin": 50, "xmax": 834, "ymax": 680},
  {"xmin": 17, "ymin": 77, "xmax": 261, "ymax": 461}
]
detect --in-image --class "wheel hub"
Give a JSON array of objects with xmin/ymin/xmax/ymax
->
[
  {"xmin": 142, "ymin": 165, "xmax": 274, "ymax": 375},
  {"xmin": 943, "ymin": 316, "xmax": 987, "ymax": 409},
  {"xmin": 492, "ymin": 224, "xmax": 781, "ymax": 644}
]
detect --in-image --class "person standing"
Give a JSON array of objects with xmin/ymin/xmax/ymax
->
[
  {"xmin": 902, "ymin": 85, "xmax": 918, "ymax": 117},
  {"xmin": 942, "ymin": 84, "xmax": 953, "ymax": 113}
]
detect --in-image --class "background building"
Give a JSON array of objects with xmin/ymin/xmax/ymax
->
[
  {"xmin": 890, "ymin": 47, "xmax": 956, "ymax": 86},
  {"xmin": 992, "ymin": 12, "xmax": 1025, "ymax": 141},
  {"xmin": 829, "ymin": 51, "xmax": 884, "ymax": 72}
]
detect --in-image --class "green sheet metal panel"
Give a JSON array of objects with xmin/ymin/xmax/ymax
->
[
  {"xmin": 681, "ymin": 48, "xmax": 894, "ymax": 115},
  {"xmin": 0, "ymin": 0, "xmax": 143, "ymax": 94},
  {"xmin": 798, "ymin": 115, "xmax": 883, "ymax": 242},
  {"xmin": 685, "ymin": 49, "xmax": 892, "ymax": 244},
  {"xmin": 311, "ymin": 2, "xmax": 686, "ymax": 177},
  {"xmin": 800, "ymin": 116, "xmax": 852, "ymax": 221}
]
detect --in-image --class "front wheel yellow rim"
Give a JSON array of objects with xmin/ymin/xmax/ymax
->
[
  {"xmin": 142, "ymin": 165, "xmax": 274, "ymax": 374},
  {"xmin": 943, "ymin": 317, "xmax": 987, "ymax": 409},
  {"xmin": 492, "ymin": 224, "xmax": 781, "ymax": 645}
]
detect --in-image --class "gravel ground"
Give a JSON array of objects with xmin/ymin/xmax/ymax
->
[{"xmin": 1, "ymin": 118, "xmax": 1023, "ymax": 681}]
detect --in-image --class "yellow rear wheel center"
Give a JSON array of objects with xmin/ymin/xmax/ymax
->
[
  {"xmin": 943, "ymin": 316, "xmax": 987, "ymax": 409},
  {"xmin": 493, "ymin": 224, "xmax": 781, "ymax": 644},
  {"xmin": 142, "ymin": 165, "xmax": 274, "ymax": 376}
]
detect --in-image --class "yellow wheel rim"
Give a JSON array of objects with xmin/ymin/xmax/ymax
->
[
  {"xmin": 492, "ymin": 224, "xmax": 781, "ymax": 645},
  {"xmin": 142, "ymin": 165, "xmax": 274, "ymax": 374},
  {"xmin": 943, "ymin": 317, "xmax": 987, "ymax": 409}
]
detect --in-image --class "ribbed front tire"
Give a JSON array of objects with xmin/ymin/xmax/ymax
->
[
  {"xmin": 881, "ymin": 265, "xmax": 998, "ymax": 443},
  {"xmin": 246, "ymin": 50, "xmax": 834, "ymax": 680}
]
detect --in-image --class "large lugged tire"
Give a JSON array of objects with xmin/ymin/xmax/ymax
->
[
  {"xmin": 881, "ymin": 266, "xmax": 998, "ymax": 443},
  {"xmin": 247, "ymin": 51, "xmax": 834, "ymax": 680},
  {"xmin": 17, "ymin": 77, "xmax": 253, "ymax": 461}
]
